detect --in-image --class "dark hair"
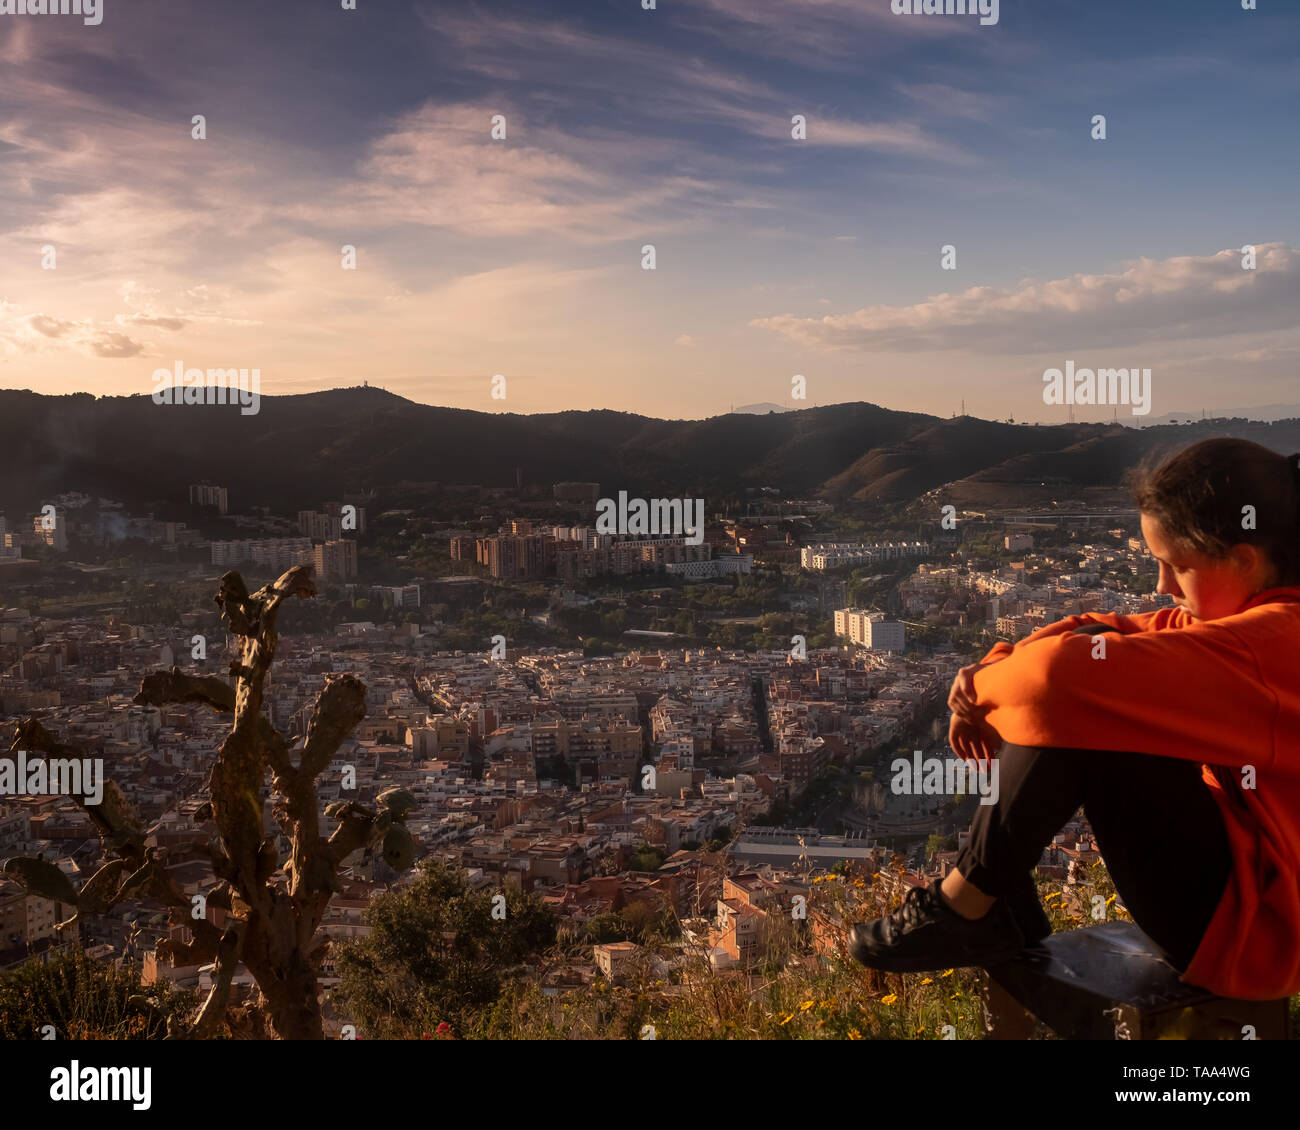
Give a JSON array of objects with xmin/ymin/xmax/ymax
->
[{"xmin": 1129, "ymin": 438, "xmax": 1300, "ymax": 587}]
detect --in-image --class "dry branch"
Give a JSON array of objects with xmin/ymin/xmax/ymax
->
[{"xmin": 8, "ymin": 564, "xmax": 415, "ymax": 1039}]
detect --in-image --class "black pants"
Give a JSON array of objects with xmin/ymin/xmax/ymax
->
[{"xmin": 953, "ymin": 742, "xmax": 1233, "ymax": 971}]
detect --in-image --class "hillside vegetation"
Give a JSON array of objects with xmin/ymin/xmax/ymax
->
[
  {"xmin": 5, "ymin": 386, "xmax": 1299, "ymax": 514},
  {"xmin": 329, "ymin": 858, "xmax": 1300, "ymax": 1041}
]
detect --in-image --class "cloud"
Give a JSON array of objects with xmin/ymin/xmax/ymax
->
[
  {"xmin": 248, "ymin": 100, "xmax": 733, "ymax": 244},
  {"xmin": 724, "ymin": 110, "xmax": 971, "ymax": 162},
  {"xmin": 319, "ymin": 93, "xmax": 967, "ymax": 247},
  {"xmin": 752, "ymin": 243, "xmax": 1300, "ymax": 353},
  {"xmin": 116, "ymin": 313, "xmax": 188, "ymax": 331},
  {"xmin": 2, "ymin": 309, "xmax": 145, "ymax": 359},
  {"xmin": 413, "ymin": 11, "xmax": 971, "ymax": 169},
  {"xmin": 28, "ymin": 314, "xmax": 74, "ymax": 338},
  {"xmin": 88, "ymin": 331, "xmax": 144, "ymax": 359},
  {"xmin": 674, "ymin": 334, "xmax": 695, "ymax": 347},
  {"xmin": 675, "ymin": 0, "xmax": 964, "ymax": 61}
]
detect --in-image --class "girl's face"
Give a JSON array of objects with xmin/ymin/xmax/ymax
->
[{"xmin": 1140, "ymin": 513, "xmax": 1269, "ymax": 621}]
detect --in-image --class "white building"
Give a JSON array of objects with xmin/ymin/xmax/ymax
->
[
  {"xmin": 664, "ymin": 554, "xmax": 753, "ymax": 580},
  {"xmin": 802, "ymin": 541, "xmax": 929, "ymax": 570},
  {"xmin": 833, "ymin": 608, "xmax": 905, "ymax": 653},
  {"xmin": 211, "ymin": 537, "xmax": 314, "ymax": 570}
]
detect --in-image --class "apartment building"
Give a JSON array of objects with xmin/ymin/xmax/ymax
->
[
  {"xmin": 409, "ymin": 716, "xmax": 471, "ymax": 762},
  {"xmin": 530, "ymin": 717, "xmax": 642, "ymax": 760},
  {"xmin": 801, "ymin": 541, "xmax": 929, "ymax": 570},
  {"xmin": 189, "ymin": 483, "xmax": 229, "ymax": 514},
  {"xmin": 833, "ymin": 609, "xmax": 905, "ymax": 653},
  {"xmin": 481, "ymin": 535, "xmax": 557, "ymax": 580},
  {"xmin": 211, "ymin": 537, "xmax": 314, "ymax": 570},
  {"xmin": 314, "ymin": 539, "xmax": 358, "ymax": 582},
  {"xmin": 0, "ymin": 880, "xmax": 68, "ymax": 962}
]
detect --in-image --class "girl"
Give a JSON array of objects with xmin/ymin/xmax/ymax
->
[{"xmin": 851, "ymin": 438, "xmax": 1300, "ymax": 1002}]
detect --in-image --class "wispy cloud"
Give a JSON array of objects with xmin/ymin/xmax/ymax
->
[
  {"xmin": 315, "ymin": 102, "xmax": 718, "ymax": 242},
  {"xmin": 0, "ymin": 307, "xmax": 148, "ymax": 359},
  {"xmin": 416, "ymin": 8, "xmax": 970, "ymax": 163},
  {"xmin": 752, "ymin": 243, "xmax": 1300, "ymax": 353},
  {"xmin": 676, "ymin": 0, "xmax": 964, "ymax": 61}
]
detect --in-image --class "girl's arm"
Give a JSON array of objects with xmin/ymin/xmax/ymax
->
[
  {"xmin": 972, "ymin": 619, "xmax": 1276, "ymax": 770},
  {"xmin": 976, "ymin": 606, "xmax": 1193, "ymax": 664}
]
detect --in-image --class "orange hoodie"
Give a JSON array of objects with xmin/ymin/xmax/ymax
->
[{"xmin": 971, "ymin": 586, "xmax": 1300, "ymax": 1001}]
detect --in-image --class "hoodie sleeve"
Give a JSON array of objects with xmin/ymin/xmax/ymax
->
[
  {"xmin": 972, "ymin": 617, "xmax": 1277, "ymax": 769},
  {"xmin": 976, "ymin": 608, "xmax": 1189, "ymax": 664}
]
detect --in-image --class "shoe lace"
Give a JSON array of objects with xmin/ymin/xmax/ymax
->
[{"xmin": 896, "ymin": 885, "xmax": 933, "ymax": 930}]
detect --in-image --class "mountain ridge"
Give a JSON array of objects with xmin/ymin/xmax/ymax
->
[{"xmin": 2, "ymin": 386, "xmax": 1299, "ymax": 515}]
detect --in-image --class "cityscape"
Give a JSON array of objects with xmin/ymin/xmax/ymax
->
[
  {"xmin": 0, "ymin": 460, "xmax": 1174, "ymax": 1034},
  {"xmin": 1, "ymin": 0, "xmax": 1297, "ymax": 1106}
]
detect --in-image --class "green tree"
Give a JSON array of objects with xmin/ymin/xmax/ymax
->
[
  {"xmin": 582, "ymin": 912, "xmax": 631, "ymax": 944},
  {"xmin": 333, "ymin": 860, "xmax": 557, "ymax": 1038},
  {"xmin": 619, "ymin": 899, "xmax": 677, "ymax": 942},
  {"xmin": 926, "ymin": 832, "xmax": 957, "ymax": 857},
  {"xmin": 627, "ymin": 845, "xmax": 664, "ymax": 873}
]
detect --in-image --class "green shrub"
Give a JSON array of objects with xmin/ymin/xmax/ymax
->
[{"xmin": 0, "ymin": 947, "xmax": 195, "ymax": 1040}]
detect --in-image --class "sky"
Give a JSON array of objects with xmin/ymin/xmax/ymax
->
[{"xmin": 1, "ymin": 0, "xmax": 1298, "ymax": 423}]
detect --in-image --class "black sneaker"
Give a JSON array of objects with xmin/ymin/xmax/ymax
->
[{"xmin": 849, "ymin": 882, "xmax": 1028, "ymax": 972}]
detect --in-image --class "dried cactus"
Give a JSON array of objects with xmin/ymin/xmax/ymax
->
[{"xmin": 5, "ymin": 565, "xmax": 416, "ymax": 1039}]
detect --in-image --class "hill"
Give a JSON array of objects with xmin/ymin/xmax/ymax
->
[{"xmin": 2, "ymin": 387, "xmax": 1299, "ymax": 513}]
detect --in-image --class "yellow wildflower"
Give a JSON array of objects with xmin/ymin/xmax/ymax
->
[
  {"xmin": 880, "ymin": 993, "xmax": 898, "ymax": 1006},
  {"xmin": 848, "ymin": 1028, "xmax": 862, "ymax": 1041},
  {"xmin": 920, "ymin": 977, "xmax": 934, "ymax": 985},
  {"xmin": 800, "ymin": 1000, "xmax": 816, "ymax": 1011},
  {"xmin": 779, "ymin": 1013, "xmax": 794, "ymax": 1026},
  {"xmin": 940, "ymin": 969, "xmax": 954, "ymax": 978}
]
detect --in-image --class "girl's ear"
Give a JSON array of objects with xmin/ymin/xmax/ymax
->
[{"xmin": 1230, "ymin": 542, "xmax": 1271, "ymax": 588}]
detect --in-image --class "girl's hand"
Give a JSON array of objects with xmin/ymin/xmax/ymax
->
[
  {"xmin": 949, "ymin": 713, "xmax": 1001, "ymax": 770},
  {"xmin": 948, "ymin": 662, "xmax": 989, "ymax": 722}
]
